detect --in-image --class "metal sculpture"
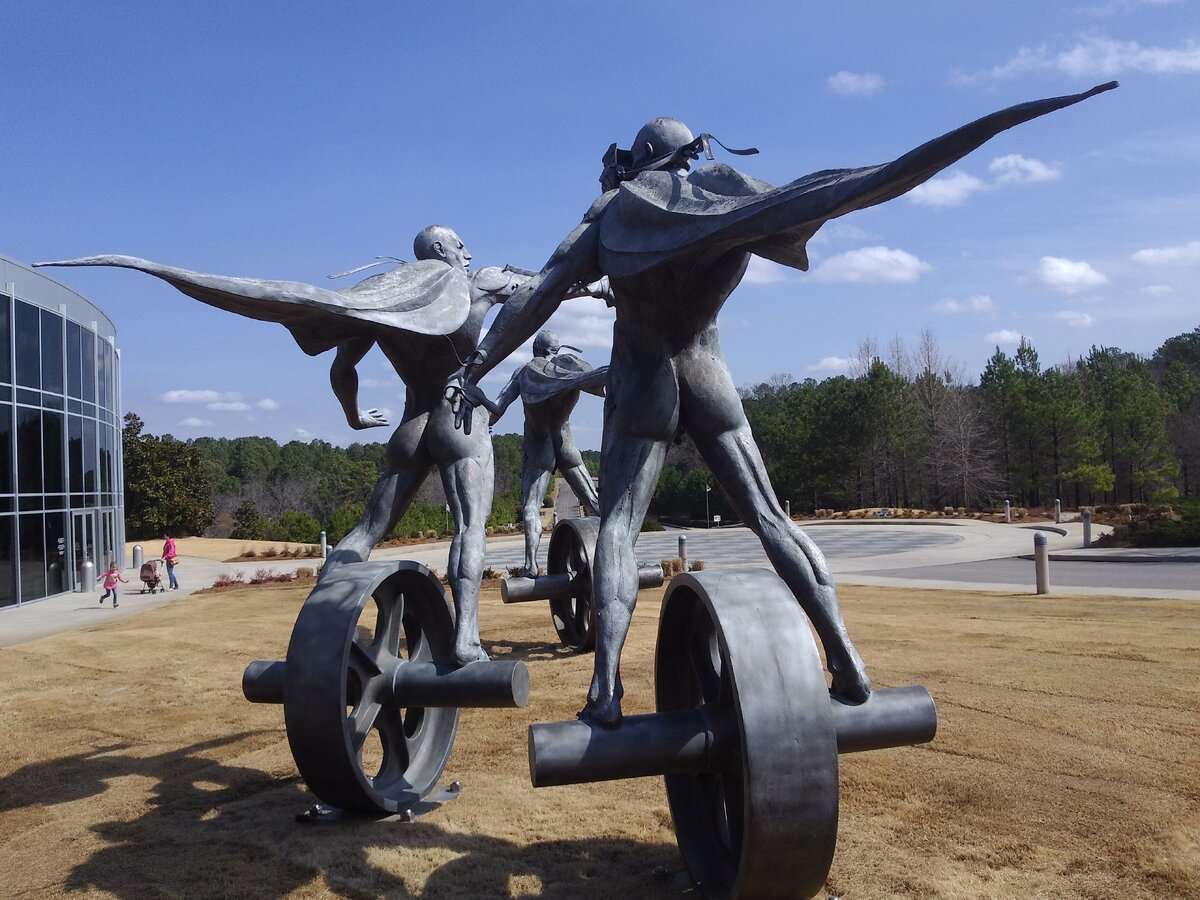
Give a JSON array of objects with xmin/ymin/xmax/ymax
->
[
  {"xmin": 38, "ymin": 226, "xmax": 528, "ymax": 666},
  {"xmin": 244, "ymin": 561, "xmax": 529, "ymax": 816},
  {"xmin": 471, "ymin": 329, "xmax": 607, "ymax": 576},
  {"xmin": 500, "ymin": 516, "xmax": 663, "ymax": 650},
  {"xmin": 529, "ymin": 568, "xmax": 937, "ymax": 899},
  {"xmin": 448, "ymin": 82, "xmax": 1119, "ymax": 726}
]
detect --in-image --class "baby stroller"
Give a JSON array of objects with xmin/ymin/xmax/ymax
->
[{"xmin": 139, "ymin": 559, "xmax": 165, "ymax": 594}]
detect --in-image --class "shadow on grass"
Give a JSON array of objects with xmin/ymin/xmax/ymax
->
[
  {"xmin": 484, "ymin": 637, "xmax": 585, "ymax": 663},
  {"xmin": 2, "ymin": 730, "xmax": 679, "ymax": 898}
]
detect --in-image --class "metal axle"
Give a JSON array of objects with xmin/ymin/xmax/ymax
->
[
  {"xmin": 244, "ymin": 658, "xmax": 529, "ymax": 709},
  {"xmin": 529, "ymin": 685, "xmax": 936, "ymax": 788},
  {"xmin": 502, "ymin": 562, "xmax": 662, "ymax": 603}
]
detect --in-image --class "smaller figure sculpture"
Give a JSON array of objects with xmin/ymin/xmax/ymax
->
[{"xmin": 468, "ymin": 330, "xmax": 607, "ymax": 576}]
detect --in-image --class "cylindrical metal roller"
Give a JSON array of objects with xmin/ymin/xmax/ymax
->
[
  {"xmin": 243, "ymin": 659, "xmax": 286, "ymax": 704},
  {"xmin": 502, "ymin": 563, "xmax": 663, "ymax": 604},
  {"xmin": 831, "ymin": 684, "xmax": 936, "ymax": 753},
  {"xmin": 391, "ymin": 660, "xmax": 530, "ymax": 708},
  {"xmin": 245, "ymin": 658, "xmax": 529, "ymax": 709},
  {"xmin": 529, "ymin": 686, "xmax": 934, "ymax": 788},
  {"xmin": 530, "ymin": 708, "xmax": 718, "ymax": 787}
]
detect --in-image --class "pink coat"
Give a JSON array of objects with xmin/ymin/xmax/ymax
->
[{"xmin": 99, "ymin": 570, "xmax": 128, "ymax": 590}]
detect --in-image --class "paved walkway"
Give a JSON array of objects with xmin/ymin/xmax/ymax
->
[{"xmin": 2, "ymin": 518, "xmax": 1196, "ymax": 648}]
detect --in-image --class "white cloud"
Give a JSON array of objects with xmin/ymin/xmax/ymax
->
[
  {"xmin": 962, "ymin": 35, "xmax": 1200, "ymax": 81},
  {"xmin": 256, "ymin": 398, "xmax": 279, "ymax": 411},
  {"xmin": 207, "ymin": 401, "xmax": 251, "ymax": 412},
  {"xmin": 827, "ymin": 70, "xmax": 885, "ymax": 96},
  {"xmin": 294, "ymin": 428, "xmax": 312, "ymax": 439},
  {"xmin": 1033, "ymin": 256, "xmax": 1108, "ymax": 294},
  {"xmin": 161, "ymin": 388, "xmax": 241, "ymax": 404},
  {"xmin": 988, "ymin": 154, "xmax": 1062, "ymax": 185},
  {"xmin": 360, "ymin": 376, "xmax": 400, "ymax": 389},
  {"xmin": 541, "ymin": 296, "xmax": 616, "ymax": 351},
  {"xmin": 811, "ymin": 246, "xmax": 932, "ymax": 283},
  {"xmin": 1130, "ymin": 240, "xmax": 1200, "ymax": 266},
  {"xmin": 1140, "ymin": 284, "xmax": 1174, "ymax": 296},
  {"xmin": 805, "ymin": 356, "xmax": 852, "ymax": 374},
  {"xmin": 1055, "ymin": 310, "xmax": 1096, "ymax": 328},
  {"xmin": 907, "ymin": 171, "xmax": 988, "ymax": 207},
  {"xmin": 931, "ymin": 294, "xmax": 995, "ymax": 314},
  {"xmin": 986, "ymin": 329, "xmax": 1026, "ymax": 346},
  {"xmin": 177, "ymin": 417, "xmax": 214, "ymax": 428},
  {"xmin": 744, "ymin": 255, "xmax": 791, "ymax": 284}
]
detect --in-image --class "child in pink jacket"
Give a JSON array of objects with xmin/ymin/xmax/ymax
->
[{"xmin": 98, "ymin": 562, "xmax": 128, "ymax": 608}]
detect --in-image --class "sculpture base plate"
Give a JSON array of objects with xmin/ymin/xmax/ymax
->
[{"xmin": 295, "ymin": 781, "xmax": 463, "ymax": 824}]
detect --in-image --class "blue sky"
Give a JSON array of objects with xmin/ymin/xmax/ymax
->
[{"xmin": 4, "ymin": 1, "xmax": 1198, "ymax": 449}]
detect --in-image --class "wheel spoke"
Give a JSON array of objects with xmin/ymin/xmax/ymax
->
[
  {"xmin": 688, "ymin": 615, "xmax": 721, "ymax": 705},
  {"xmin": 348, "ymin": 698, "xmax": 381, "ymax": 752},
  {"xmin": 374, "ymin": 591, "xmax": 404, "ymax": 658},
  {"xmin": 374, "ymin": 705, "xmax": 410, "ymax": 783}
]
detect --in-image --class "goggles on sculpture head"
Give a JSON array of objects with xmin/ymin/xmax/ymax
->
[{"xmin": 599, "ymin": 133, "xmax": 758, "ymax": 192}]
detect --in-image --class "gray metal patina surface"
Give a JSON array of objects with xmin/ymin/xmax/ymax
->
[
  {"xmin": 450, "ymin": 82, "xmax": 1118, "ymax": 726},
  {"xmin": 528, "ymin": 568, "xmax": 937, "ymax": 899},
  {"xmin": 242, "ymin": 561, "xmax": 528, "ymax": 814},
  {"xmin": 473, "ymin": 330, "xmax": 607, "ymax": 576},
  {"xmin": 39, "ymin": 226, "xmax": 527, "ymax": 665}
]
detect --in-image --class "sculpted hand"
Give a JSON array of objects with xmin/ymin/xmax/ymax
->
[
  {"xmin": 352, "ymin": 408, "xmax": 389, "ymax": 429},
  {"xmin": 444, "ymin": 371, "xmax": 475, "ymax": 435}
]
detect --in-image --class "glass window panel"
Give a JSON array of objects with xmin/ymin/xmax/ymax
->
[
  {"xmin": 99, "ymin": 423, "xmax": 112, "ymax": 493},
  {"xmin": 0, "ymin": 402, "xmax": 10, "ymax": 494},
  {"xmin": 66, "ymin": 321, "xmax": 83, "ymax": 398},
  {"xmin": 18, "ymin": 513, "xmax": 47, "ymax": 601},
  {"xmin": 14, "ymin": 301, "xmax": 40, "ymax": 389},
  {"xmin": 68, "ymin": 415, "xmax": 83, "ymax": 493},
  {"xmin": 0, "ymin": 294, "xmax": 10, "ymax": 385},
  {"xmin": 40, "ymin": 309, "xmax": 64, "ymax": 395},
  {"xmin": 16, "ymin": 407, "xmax": 42, "ymax": 493},
  {"xmin": 98, "ymin": 341, "xmax": 113, "ymax": 410},
  {"xmin": 19, "ymin": 495, "xmax": 43, "ymax": 511},
  {"xmin": 81, "ymin": 329, "xmax": 95, "ymax": 403},
  {"xmin": 43, "ymin": 410, "xmax": 64, "ymax": 493},
  {"xmin": 83, "ymin": 417, "xmax": 97, "ymax": 492},
  {"xmin": 45, "ymin": 511, "xmax": 67, "ymax": 595},
  {"xmin": 0, "ymin": 515, "xmax": 13, "ymax": 607}
]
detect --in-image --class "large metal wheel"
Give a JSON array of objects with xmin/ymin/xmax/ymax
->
[
  {"xmin": 282, "ymin": 561, "xmax": 459, "ymax": 814},
  {"xmin": 546, "ymin": 516, "xmax": 599, "ymax": 651},
  {"xmin": 656, "ymin": 570, "xmax": 840, "ymax": 900}
]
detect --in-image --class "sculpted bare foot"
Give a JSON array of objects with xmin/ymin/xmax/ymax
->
[
  {"xmin": 829, "ymin": 654, "xmax": 871, "ymax": 704},
  {"xmin": 577, "ymin": 696, "xmax": 623, "ymax": 729},
  {"xmin": 454, "ymin": 641, "xmax": 491, "ymax": 666}
]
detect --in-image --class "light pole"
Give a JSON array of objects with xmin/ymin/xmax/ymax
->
[
  {"xmin": 705, "ymin": 482, "xmax": 711, "ymax": 528},
  {"xmin": 444, "ymin": 503, "xmax": 450, "ymax": 535}
]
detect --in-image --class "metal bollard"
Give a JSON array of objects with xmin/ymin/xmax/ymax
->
[
  {"xmin": 319, "ymin": 530, "xmax": 328, "ymax": 559},
  {"xmin": 1082, "ymin": 508, "xmax": 1092, "ymax": 548},
  {"xmin": 678, "ymin": 535, "xmax": 687, "ymax": 572},
  {"xmin": 785, "ymin": 500, "xmax": 791, "ymax": 519},
  {"xmin": 1004, "ymin": 500, "xmax": 1011, "ymax": 524},
  {"xmin": 132, "ymin": 545, "xmax": 143, "ymax": 571},
  {"xmin": 1054, "ymin": 499, "xmax": 1061, "ymax": 524},
  {"xmin": 1034, "ymin": 532, "xmax": 1049, "ymax": 595}
]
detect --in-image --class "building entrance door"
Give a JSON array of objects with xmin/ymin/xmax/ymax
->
[{"xmin": 71, "ymin": 511, "xmax": 95, "ymax": 591}]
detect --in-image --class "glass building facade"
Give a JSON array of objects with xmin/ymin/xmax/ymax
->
[{"xmin": 0, "ymin": 254, "xmax": 124, "ymax": 609}]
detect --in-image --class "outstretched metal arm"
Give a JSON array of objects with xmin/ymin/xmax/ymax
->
[{"xmin": 331, "ymin": 338, "xmax": 389, "ymax": 429}]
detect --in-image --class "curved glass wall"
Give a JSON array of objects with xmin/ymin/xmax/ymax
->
[{"xmin": 0, "ymin": 256, "xmax": 123, "ymax": 608}]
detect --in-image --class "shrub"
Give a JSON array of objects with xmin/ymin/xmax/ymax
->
[
  {"xmin": 212, "ymin": 571, "xmax": 246, "ymax": 589},
  {"xmin": 295, "ymin": 567, "xmax": 315, "ymax": 579},
  {"xmin": 249, "ymin": 568, "xmax": 294, "ymax": 584},
  {"xmin": 690, "ymin": 560, "xmax": 705, "ymax": 571}
]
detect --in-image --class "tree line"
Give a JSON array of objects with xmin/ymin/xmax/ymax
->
[
  {"xmin": 123, "ymin": 325, "xmax": 1198, "ymax": 540},
  {"xmin": 650, "ymin": 326, "xmax": 1199, "ymax": 520},
  {"xmin": 122, "ymin": 416, "xmax": 529, "ymax": 542}
]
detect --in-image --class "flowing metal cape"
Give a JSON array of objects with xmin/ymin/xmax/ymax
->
[
  {"xmin": 34, "ymin": 255, "xmax": 471, "ymax": 355},
  {"xmin": 598, "ymin": 82, "xmax": 1118, "ymax": 277},
  {"xmin": 518, "ymin": 353, "xmax": 608, "ymax": 404}
]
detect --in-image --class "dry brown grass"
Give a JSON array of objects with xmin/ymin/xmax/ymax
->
[{"xmin": 0, "ymin": 581, "xmax": 1196, "ymax": 898}]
